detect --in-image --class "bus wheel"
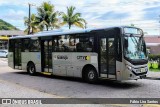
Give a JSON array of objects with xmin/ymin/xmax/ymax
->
[
  {"xmin": 27, "ymin": 63, "xmax": 36, "ymax": 76},
  {"xmin": 85, "ymin": 67, "xmax": 98, "ymax": 83}
]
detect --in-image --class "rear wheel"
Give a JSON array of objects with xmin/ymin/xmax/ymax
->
[
  {"xmin": 84, "ymin": 67, "xmax": 98, "ymax": 83},
  {"xmin": 27, "ymin": 63, "xmax": 36, "ymax": 76}
]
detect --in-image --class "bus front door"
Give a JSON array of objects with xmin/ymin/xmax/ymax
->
[
  {"xmin": 100, "ymin": 37, "xmax": 116, "ymax": 79},
  {"xmin": 41, "ymin": 39, "xmax": 53, "ymax": 72},
  {"xmin": 14, "ymin": 39, "xmax": 22, "ymax": 69}
]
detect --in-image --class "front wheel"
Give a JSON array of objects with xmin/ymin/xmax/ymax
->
[
  {"xmin": 84, "ymin": 67, "xmax": 98, "ymax": 83},
  {"xmin": 27, "ymin": 63, "xmax": 36, "ymax": 76}
]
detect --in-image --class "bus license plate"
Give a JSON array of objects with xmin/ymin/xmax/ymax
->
[{"xmin": 141, "ymin": 68, "xmax": 145, "ymax": 73}]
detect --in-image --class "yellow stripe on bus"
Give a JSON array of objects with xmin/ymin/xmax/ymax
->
[{"xmin": 40, "ymin": 72, "xmax": 52, "ymax": 75}]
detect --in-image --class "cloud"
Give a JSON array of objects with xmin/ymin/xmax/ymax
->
[
  {"xmin": 143, "ymin": 6, "xmax": 160, "ymax": 20},
  {"xmin": 2, "ymin": 9, "xmax": 27, "ymax": 20},
  {"xmin": 97, "ymin": 11, "xmax": 130, "ymax": 20},
  {"xmin": 0, "ymin": 0, "xmax": 159, "ymax": 35}
]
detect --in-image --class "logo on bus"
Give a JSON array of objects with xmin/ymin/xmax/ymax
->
[
  {"xmin": 56, "ymin": 55, "xmax": 68, "ymax": 60},
  {"xmin": 77, "ymin": 56, "xmax": 90, "ymax": 60}
]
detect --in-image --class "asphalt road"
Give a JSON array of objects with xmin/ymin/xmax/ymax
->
[{"xmin": 0, "ymin": 58, "xmax": 160, "ymax": 106}]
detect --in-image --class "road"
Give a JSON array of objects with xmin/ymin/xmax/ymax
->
[{"xmin": 0, "ymin": 58, "xmax": 160, "ymax": 106}]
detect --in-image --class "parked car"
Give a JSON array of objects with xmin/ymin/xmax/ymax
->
[{"xmin": 0, "ymin": 50, "xmax": 8, "ymax": 58}]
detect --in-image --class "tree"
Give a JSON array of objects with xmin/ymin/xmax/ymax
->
[
  {"xmin": 130, "ymin": 24, "xmax": 135, "ymax": 26},
  {"xmin": 61, "ymin": 6, "xmax": 86, "ymax": 29},
  {"xmin": 36, "ymin": 1, "xmax": 59, "ymax": 31},
  {"xmin": 24, "ymin": 14, "xmax": 40, "ymax": 34}
]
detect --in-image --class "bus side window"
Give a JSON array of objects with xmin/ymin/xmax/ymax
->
[
  {"xmin": 9, "ymin": 39, "xmax": 14, "ymax": 52},
  {"xmin": 29, "ymin": 39, "xmax": 40, "ymax": 52},
  {"xmin": 52, "ymin": 39, "xmax": 57, "ymax": 52},
  {"xmin": 75, "ymin": 36, "xmax": 94, "ymax": 52},
  {"xmin": 56, "ymin": 35, "xmax": 76, "ymax": 52},
  {"xmin": 22, "ymin": 39, "xmax": 30, "ymax": 52}
]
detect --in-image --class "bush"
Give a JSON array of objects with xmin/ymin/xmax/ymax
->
[
  {"xmin": 152, "ymin": 62, "xmax": 159, "ymax": 69},
  {"xmin": 148, "ymin": 54, "xmax": 160, "ymax": 70},
  {"xmin": 148, "ymin": 62, "xmax": 151, "ymax": 68},
  {"xmin": 148, "ymin": 54, "xmax": 160, "ymax": 61}
]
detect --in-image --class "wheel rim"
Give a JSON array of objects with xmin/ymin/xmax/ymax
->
[
  {"xmin": 29, "ymin": 65, "xmax": 34, "ymax": 74},
  {"xmin": 88, "ymin": 70, "xmax": 95, "ymax": 80}
]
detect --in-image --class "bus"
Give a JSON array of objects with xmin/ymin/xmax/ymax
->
[{"xmin": 8, "ymin": 26, "xmax": 148, "ymax": 83}]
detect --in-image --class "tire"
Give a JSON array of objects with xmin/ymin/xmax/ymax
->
[
  {"xmin": 84, "ymin": 67, "xmax": 98, "ymax": 83},
  {"xmin": 27, "ymin": 63, "xmax": 36, "ymax": 76}
]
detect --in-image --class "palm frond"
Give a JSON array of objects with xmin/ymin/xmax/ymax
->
[
  {"xmin": 61, "ymin": 6, "xmax": 86, "ymax": 29},
  {"xmin": 74, "ymin": 22, "xmax": 84, "ymax": 29}
]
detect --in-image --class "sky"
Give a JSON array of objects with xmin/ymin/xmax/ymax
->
[{"xmin": 0, "ymin": 0, "xmax": 160, "ymax": 35}]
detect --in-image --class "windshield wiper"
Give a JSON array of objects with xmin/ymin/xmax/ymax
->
[{"xmin": 130, "ymin": 34, "xmax": 143, "ymax": 51}]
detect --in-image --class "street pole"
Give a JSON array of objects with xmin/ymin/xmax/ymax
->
[
  {"xmin": 28, "ymin": 3, "xmax": 31, "ymax": 35},
  {"xmin": 159, "ymin": 15, "xmax": 160, "ymax": 36}
]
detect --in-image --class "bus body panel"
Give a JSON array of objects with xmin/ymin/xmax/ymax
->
[
  {"xmin": 21, "ymin": 52, "xmax": 41, "ymax": 72},
  {"xmin": 52, "ymin": 52, "xmax": 98, "ymax": 77},
  {"xmin": 8, "ymin": 52, "xmax": 14, "ymax": 68},
  {"xmin": 122, "ymin": 60, "xmax": 148, "ymax": 80},
  {"xmin": 115, "ymin": 61, "xmax": 123, "ymax": 80}
]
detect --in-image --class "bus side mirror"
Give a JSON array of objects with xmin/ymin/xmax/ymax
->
[{"xmin": 124, "ymin": 39, "xmax": 128, "ymax": 48}]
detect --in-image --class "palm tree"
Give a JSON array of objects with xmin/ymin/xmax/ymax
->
[
  {"xmin": 61, "ymin": 6, "xmax": 86, "ymax": 29},
  {"xmin": 24, "ymin": 14, "xmax": 40, "ymax": 34},
  {"xmin": 36, "ymin": 1, "xmax": 59, "ymax": 31}
]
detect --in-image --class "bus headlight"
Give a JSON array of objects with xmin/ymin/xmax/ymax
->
[{"xmin": 127, "ymin": 66, "xmax": 132, "ymax": 71}]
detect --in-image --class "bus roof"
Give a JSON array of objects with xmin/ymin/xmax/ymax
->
[{"xmin": 9, "ymin": 26, "xmax": 140, "ymax": 39}]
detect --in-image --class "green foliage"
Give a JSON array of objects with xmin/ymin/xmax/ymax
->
[
  {"xmin": 36, "ymin": 1, "xmax": 59, "ymax": 31},
  {"xmin": 24, "ymin": 2, "xmax": 87, "ymax": 32},
  {"xmin": 148, "ymin": 54, "xmax": 160, "ymax": 71},
  {"xmin": 148, "ymin": 62, "xmax": 151, "ymax": 68},
  {"xmin": 61, "ymin": 6, "xmax": 86, "ymax": 29},
  {"xmin": 149, "ymin": 68, "xmax": 160, "ymax": 72},
  {"xmin": 148, "ymin": 54, "xmax": 160, "ymax": 60},
  {"xmin": 24, "ymin": 14, "xmax": 40, "ymax": 34},
  {"xmin": 0, "ymin": 19, "xmax": 18, "ymax": 30},
  {"xmin": 152, "ymin": 62, "xmax": 159, "ymax": 69}
]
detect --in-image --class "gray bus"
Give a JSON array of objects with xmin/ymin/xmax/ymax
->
[{"xmin": 8, "ymin": 26, "xmax": 148, "ymax": 83}]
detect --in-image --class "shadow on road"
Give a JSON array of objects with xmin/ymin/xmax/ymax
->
[
  {"xmin": 96, "ymin": 80, "xmax": 141, "ymax": 89},
  {"xmin": 12, "ymin": 71, "xmax": 141, "ymax": 89},
  {"xmin": 144, "ymin": 77, "xmax": 160, "ymax": 80}
]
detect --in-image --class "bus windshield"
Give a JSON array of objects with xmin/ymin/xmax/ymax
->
[{"xmin": 124, "ymin": 35, "xmax": 147, "ymax": 60}]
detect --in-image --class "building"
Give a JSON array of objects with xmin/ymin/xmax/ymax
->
[
  {"xmin": 144, "ymin": 36, "xmax": 160, "ymax": 55},
  {"xmin": 0, "ymin": 30, "xmax": 24, "ymax": 49}
]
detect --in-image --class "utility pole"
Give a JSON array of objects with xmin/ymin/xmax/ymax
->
[
  {"xmin": 28, "ymin": 3, "xmax": 35, "ymax": 34},
  {"xmin": 28, "ymin": 3, "xmax": 31, "ymax": 35},
  {"xmin": 84, "ymin": 22, "xmax": 87, "ymax": 29},
  {"xmin": 159, "ymin": 15, "xmax": 160, "ymax": 36}
]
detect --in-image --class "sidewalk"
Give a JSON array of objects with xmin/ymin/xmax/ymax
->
[{"xmin": 146, "ymin": 71, "xmax": 160, "ymax": 79}]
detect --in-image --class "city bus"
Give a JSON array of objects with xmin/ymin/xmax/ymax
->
[{"xmin": 8, "ymin": 26, "xmax": 148, "ymax": 83}]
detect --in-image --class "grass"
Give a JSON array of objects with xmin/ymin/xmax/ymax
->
[{"xmin": 149, "ymin": 68, "xmax": 160, "ymax": 72}]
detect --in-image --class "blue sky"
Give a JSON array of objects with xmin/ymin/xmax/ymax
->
[{"xmin": 0, "ymin": 0, "xmax": 160, "ymax": 35}]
